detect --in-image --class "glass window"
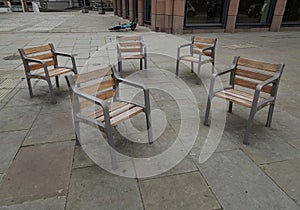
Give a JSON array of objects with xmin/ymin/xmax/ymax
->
[
  {"xmin": 133, "ymin": 0, "xmax": 138, "ymax": 19},
  {"xmin": 185, "ymin": 0, "xmax": 228, "ymax": 26},
  {"xmin": 119, "ymin": 0, "xmax": 122, "ymax": 16},
  {"xmin": 282, "ymin": 0, "xmax": 300, "ymax": 24},
  {"xmin": 144, "ymin": 0, "xmax": 151, "ymax": 23},
  {"xmin": 125, "ymin": 0, "xmax": 129, "ymax": 18},
  {"xmin": 236, "ymin": 0, "xmax": 273, "ymax": 25}
]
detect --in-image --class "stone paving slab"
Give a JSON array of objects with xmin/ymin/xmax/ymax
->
[
  {"xmin": 139, "ymin": 171, "xmax": 221, "ymax": 210},
  {"xmin": 0, "ymin": 130, "xmax": 27, "ymax": 173},
  {"xmin": 0, "ymin": 106, "xmax": 41, "ymax": 132},
  {"xmin": 0, "ymin": 196, "xmax": 66, "ymax": 210},
  {"xmin": 224, "ymin": 126, "xmax": 300, "ymax": 164},
  {"xmin": 0, "ymin": 141, "xmax": 75, "ymax": 206},
  {"xmin": 66, "ymin": 166, "xmax": 143, "ymax": 210},
  {"xmin": 260, "ymin": 158, "xmax": 300, "ymax": 206},
  {"xmin": 72, "ymin": 146, "xmax": 96, "ymax": 169},
  {"xmin": 23, "ymin": 111, "xmax": 75, "ymax": 146},
  {"xmin": 288, "ymin": 139, "xmax": 300, "ymax": 150},
  {"xmin": 198, "ymin": 150, "xmax": 300, "ymax": 210}
]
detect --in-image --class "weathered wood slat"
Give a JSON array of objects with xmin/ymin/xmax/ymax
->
[
  {"xmin": 121, "ymin": 54, "xmax": 144, "ymax": 60},
  {"xmin": 97, "ymin": 103, "xmax": 136, "ymax": 122},
  {"xmin": 30, "ymin": 52, "xmax": 54, "ymax": 60},
  {"xmin": 119, "ymin": 42, "xmax": 141, "ymax": 47},
  {"xmin": 29, "ymin": 60, "xmax": 55, "ymax": 71},
  {"xmin": 92, "ymin": 102, "xmax": 128, "ymax": 118},
  {"xmin": 234, "ymin": 78, "xmax": 272, "ymax": 93},
  {"xmin": 79, "ymin": 89, "xmax": 115, "ymax": 109},
  {"xmin": 110, "ymin": 106, "xmax": 143, "ymax": 126},
  {"xmin": 118, "ymin": 35, "xmax": 142, "ymax": 41},
  {"xmin": 74, "ymin": 68, "xmax": 112, "ymax": 84},
  {"xmin": 79, "ymin": 78, "xmax": 115, "ymax": 94},
  {"xmin": 193, "ymin": 37, "xmax": 215, "ymax": 44},
  {"xmin": 193, "ymin": 43, "xmax": 211, "ymax": 49},
  {"xmin": 237, "ymin": 57, "xmax": 278, "ymax": 72},
  {"xmin": 235, "ymin": 68, "xmax": 272, "ymax": 81},
  {"xmin": 120, "ymin": 48, "xmax": 141, "ymax": 53},
  {"xmin": 215, "ymin": 89, "xmax": 266, "ymax": 108},
  {"xmin": 180, "ymin": 56, "xmax": 199, "ymax": 63},
  {"xmin": 41, "ymin": 67, "xmax": 73, "ymax": 77},
  {"xmin": 192, "ymin": 49, "xmax": 212, "ymax": 56},
  {"xmin": 23, "ymin": 45, "xmax": 52, "ymax": 54}
]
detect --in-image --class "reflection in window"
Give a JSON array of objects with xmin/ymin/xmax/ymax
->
[
  {"xmin": 236, "ymin": 0, "xmax": 272, "ymax": 24},
  {"xmin": 133, "ymin": 0, "xmax": 138, "ymax": 19},
  {"xmin": 125, "ymin": 0, "xmax": 129, "ymax": 18},
  {"xmin": 144, "ymin": 0, "xmax": 151, "ymax": 23},
  {"xmin": 282, "ymin": 0, "xmax": 300, "ymax": 24},
  {"xmin": 185, "ymin": 0, "xmax": 227, "ymax": 26}
]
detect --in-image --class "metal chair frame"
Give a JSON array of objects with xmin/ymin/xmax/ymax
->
[
  {"xmin": 18, "ymin": 43, "xmax": 77, "ymax": 103},
  {"xmin": 65, "ymin": 65, "xmax": 153, "ymax": 150},
  {"xmin": 204, "ymin": 56, "xmax": 284, "ymax": 144},
  {"xmin": 116, "ymin": 35, "xmax": 147, "ymax": 76},
  {"xmin": 176, "ymin": 36, "xmax": 217, "ymax": 82}
]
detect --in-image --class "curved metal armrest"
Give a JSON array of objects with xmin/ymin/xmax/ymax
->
[
  {"xmin": 212, "ymin": 65, "xmax": 235, "ymax": 79},
  {"xmin": 24, "ymin": 57, "xmax": 46, "ymax": 65},
  {"xmin": 256, "ymin": 74, "xmax": 281, "ymax": 92},
  {"xmin": 208, "ymin": 65, "xmax": 236, "ymax": 98},
  {"xmin": 178, "ymin": 43, "xmax": 192, "ymax": 50},
  {"xmin": 202, "ymin": 45, "xmax": 214, "ymax": 52},
  {"xmin": 116, "ymin": 77, "xmax": 147, "ymax": 90},
  {"xmin": 53, "ymin": 51, "xmax": 73, "ymax": 58},
  {"xmin": 252, "ymin": 74, "xmax": 281, "ymax": 108},
  {"xmin": 73, "ymin": 87, "xmax": 108, "ymax": 109}
]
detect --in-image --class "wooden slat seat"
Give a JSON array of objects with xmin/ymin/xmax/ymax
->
[
  {"xmin": 39, "ymin": 67, "xmax": 73, "ymax": 77},
  {"xmin": 18, "ymin": 43, "xmax": 77, "ymax": 103},
  {"xmin": 121, "ymin": 54, "xmax": 145, "ymax": 60},
  {"xmin": 215, "ymin": 89, "xmax": 266, "ymax": 108},
  {"xmin": 117, "ymin": 35, "xmax": 147, "ymax": 76},
  {"xmin": 180, "ymin": 55, "xmax": 212, "ymax": 63},
  {"xmin": 176, "ymin": 36, "xmax": 217, "ymax": 83},
  {"xmin": 204, "ymin": 56, "xmax": 285, "ymax": 145},
  {"xmin": 65, "ymin": 65, "xmax": 153, "ymax": 160}
]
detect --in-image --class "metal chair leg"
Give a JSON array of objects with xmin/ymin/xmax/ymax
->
[
  {"xmin": 211, "ymin": 61, "xmax": 215, "ymax": 74},
  {"xmin": 140, "ymin": 58, "xmax": 143, "ymax": 70},
  {"xmin": 204, "ymin": 97, "xmax": 211, "ymax": 126},
  {"xmin": 55, "ymin": 76, "xmax": 59, "ymax": 88},
  {"xmin": 176, "ymin": 59, "xmax": 180, "ymax": 78},
  {"xmin": 191, "ymin": 62, "xmax": 194, "ymax": 73},
  {"xmin": 145, "ymin": 111, "xmax": 153, "ymax": 144},
  {"xmin": 74, "ymin": 121, "xmax": 81, "ymax": 146},
  {"xmin": 118, "ymin": 61, "xmax": 123, "ymax": 77},
  {"xmin": 244, "ymin": 108, "xmax": 256, "ymax": 145},
  {"xmin": 105, "ymin": 127, "xmax": 117, "ymax": 170},
  {"xmin": 26, "ymin": 78, "xmax": 33, "ymax": 97},
  {"xmin": 46, "ymin": 78, "xmax": 57, "ymax": 104},
  {"xmin": 228, "ymin": 101, "xmax": 233, "ymax": 113},
  {"xmin": 266, "ymin": 104, "xmax": 275, "ymax": 127},
  {"xmin": 196, "ymin": 62, "xmax": 201, "ymax": 85},
  {"xmin": 144, "ymin": 57, "xmax": 147, "ymax": 70}
]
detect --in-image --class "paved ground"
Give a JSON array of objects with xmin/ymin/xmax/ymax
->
[{"xmin": 0, "ymin": 10, "xmax": 300, "ymax": 210}]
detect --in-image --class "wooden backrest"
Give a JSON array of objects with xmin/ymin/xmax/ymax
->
[
  {"xmin": 117, "ymin": 35, "xmax": 143, "ymax": 54},
  {"xmin": 192, "ymin": 36, "xmax": 216, "ymax": 57},
  {"xmin": 233, "ymin": 57, "xmax": 283, "ymax": 94},
  {"xmin": 71, "ymin": 66, "xmax": 116, "ymax": 109},
  {"xmin": 18, "ymin": 44, "xmax": 55, "ymax": 71}
]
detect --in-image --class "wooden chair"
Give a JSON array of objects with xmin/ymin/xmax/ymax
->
[
  {"xmin": 176, "ymin": 36, "xmax": 217, "ymax": 82},
  {"xmin": 116, "ymin": 35, "xmax": 147, "ymax": 76},
  {"xmin": 18, "ymin": 43, "xmax": 77, "ymax": 104},
  {"xmin": 204, "ymin": 56, "xmax": 285, "ymax": 145},
  {"xmin": 65, "ymin": 65, "xmax": 153, "ymax": 150}
]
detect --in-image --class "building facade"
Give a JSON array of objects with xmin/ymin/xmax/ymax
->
[{"xmin": 113, "ymin": 0, "xmax": 300, "ymax": 33}]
